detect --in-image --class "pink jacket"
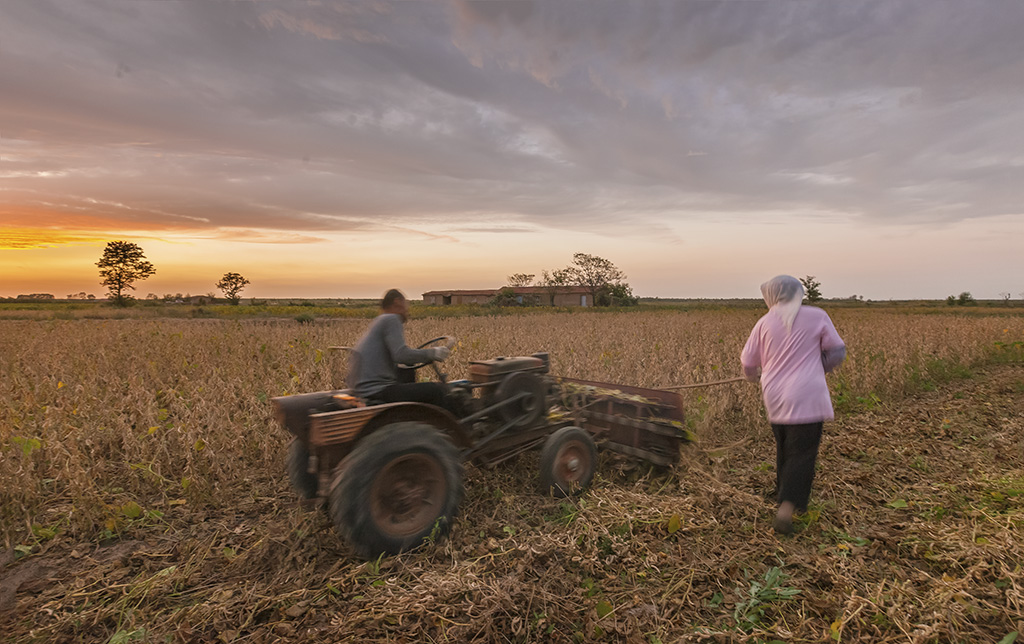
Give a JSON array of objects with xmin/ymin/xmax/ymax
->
[{"xmin": 740, "ymin": 306, "xmax": 845, "ymax": 424}]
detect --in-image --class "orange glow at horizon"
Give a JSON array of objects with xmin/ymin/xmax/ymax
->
[
  {"xmin": 0, "ymin": 202, "xmax": 205, "ymax": 250},
  {"xmin": 0, "ymin": 227, "xmax": 114, "ymax": 250},
  {"xmin": 0, "ymin": 203, "xmax": 186, "ymax": 250},
  {"xmin": 3, "ymin": 214, "xmax": 1023, "ymax": 300}
]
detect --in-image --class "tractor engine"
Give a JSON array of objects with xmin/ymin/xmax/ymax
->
[{"xmin": 457, "ymin": 352, "xmax": 551, "ymax": 428}]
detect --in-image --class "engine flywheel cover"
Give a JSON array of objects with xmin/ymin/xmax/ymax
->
[{"xmin": 494, "ymin": 371, "xmax": 547, "ymax": 428}]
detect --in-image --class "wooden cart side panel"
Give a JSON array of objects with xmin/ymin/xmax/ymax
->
[
  {"xmin": 556, "ymin": 376, "xmax": 686, "ymax": 424},
  {"xmin": 557, "ymin": 376, "xmax": 690, "ymax": 465}
]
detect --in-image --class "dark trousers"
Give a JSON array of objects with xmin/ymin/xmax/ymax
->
[
  {"xmin": 379, "ymin": 382, "xmax": 451, "ymax": 412},
  {"xmin": 771, "ymin": 422, "xmax": 823, "ymax": 512}
]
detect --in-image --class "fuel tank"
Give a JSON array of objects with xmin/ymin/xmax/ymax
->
[{"xmin": 468, "ymin": 353, "xmax": 549, "ymax": 385}]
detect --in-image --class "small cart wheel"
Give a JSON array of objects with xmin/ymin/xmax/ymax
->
[
  {"xmin": 539, "ymin": 426, "xmax": 597, "ymax": 497},
  {"xmin": 287, "ymin": 439, "xmax": 318, "ymax": 500},
  {"xmin": 329, "ymin": 422, "xmax": 464, "ymax": 558}
]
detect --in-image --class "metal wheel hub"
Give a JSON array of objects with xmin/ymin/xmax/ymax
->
[
  {"xmin": 556, "ymin": 442, "xmax": 589, "ymax": 483},
  {"xmin": 370, "ymin": 454, "xmax": 446, "ymax": 538}
]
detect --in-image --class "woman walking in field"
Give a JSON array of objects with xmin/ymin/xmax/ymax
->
[{"xmin": 741, "ymin": 275, "xmax": 846, "ymax": 535}]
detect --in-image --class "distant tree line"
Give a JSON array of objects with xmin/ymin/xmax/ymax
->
[
  {"xmin": 14, "ymin": 293, "xmax": 55, "ymax": 300},
  {"xmin": 82, "ymin": 242, "xmax": 1024, "ymax": 309}
]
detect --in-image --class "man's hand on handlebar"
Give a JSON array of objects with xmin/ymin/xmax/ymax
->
[{"xmin": 428, "ymin": 346, "xmax": 450, "ymax": 362}]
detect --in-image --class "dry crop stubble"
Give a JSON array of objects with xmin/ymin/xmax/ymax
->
[
  {"xmin": 1, "ymin": 310, "xmax": 1018, "ymax": 548},
  {"xmin": 1, "ymin": 310, "xmax": 1023, "ymax": 642}
]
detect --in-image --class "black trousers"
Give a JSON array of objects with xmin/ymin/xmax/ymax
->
[
  {"xmin": 771, "ymin": 422, "xmax": 823, "ymax": 512},
  {"xmin": 378, "ymin": 382, "xmax": 452, "ymax": 413}
]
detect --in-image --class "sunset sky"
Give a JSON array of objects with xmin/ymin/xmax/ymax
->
[{"xmin": 2, "ymin": 1, "xmax": 1023, "ymax": 300}]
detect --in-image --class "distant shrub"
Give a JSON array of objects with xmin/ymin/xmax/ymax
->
[
  {"xmin": 489, "ymin": 287, "xmax": 521, "ymax": 307},
  {"xmin": 597, "ymin": 283, "xmax": 639, "ymax": 307},
  {"xmin": 295, "ymin": 313, "xmax": 315, "ymax": 324}
]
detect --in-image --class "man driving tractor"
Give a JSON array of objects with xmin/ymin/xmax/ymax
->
[
  {"xmin": 349, "ymin": 289, "xmax": 452, "ymax": 409},
  {"xmin": 275, "ymin": 290, "xmax": 690, "ymax": 559}
]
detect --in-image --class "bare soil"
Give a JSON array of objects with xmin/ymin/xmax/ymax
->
[{"xmin": 2, "ymin": 364, "xmax": 1023, "ymax": 643}]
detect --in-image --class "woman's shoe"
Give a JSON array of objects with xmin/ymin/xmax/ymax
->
[
  {"xmin": 774, "ymin": 501, "xmax": 795, "ymax": 535},
  {"xmin": 773, "ymin": 515, "xmax": 794, "ymax": 535}
]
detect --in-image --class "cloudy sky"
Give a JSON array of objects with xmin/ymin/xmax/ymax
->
[{"xmin": 2, "ymin": 0, "xmax": 1023, "ymax": 300}]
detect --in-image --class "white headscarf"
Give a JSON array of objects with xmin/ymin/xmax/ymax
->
[{"xmin": 760, "ymin": 275, "xmax": 804, "ymax": 333}]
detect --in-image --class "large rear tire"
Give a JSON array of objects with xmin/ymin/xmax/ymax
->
[
  {"xmin": 539, "ymin": 426, "xmax": 597, "ymax": 497},
  {"xmin": 287, "ymin": 439, "xmax": 318, "ymax": 500},
  {"xmin": 329, "ymin": 422, "xmax": 463, "ymax": 558}
]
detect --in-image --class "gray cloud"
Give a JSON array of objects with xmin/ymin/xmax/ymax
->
[
  {"xmin": 3, "ymin": 0, "xmax": 1024, "ymax": 241},
  {"xmin": 445, "ymin": 226, "xmax": 536, "ymax": 234}
]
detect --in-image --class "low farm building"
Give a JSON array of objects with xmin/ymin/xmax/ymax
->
[{"xmin": 422, "ymin": 286, "xmax": 593, "ymax": 307}]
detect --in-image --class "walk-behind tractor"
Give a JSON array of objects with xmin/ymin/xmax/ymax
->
[{"xmin": 272, "ymin": 337, "xmax": 693, "ymax": 558}]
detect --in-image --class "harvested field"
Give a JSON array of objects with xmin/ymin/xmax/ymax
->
[{"xmin": 1, "ymin": 311, "xmax": 1023, "ymax": 642}]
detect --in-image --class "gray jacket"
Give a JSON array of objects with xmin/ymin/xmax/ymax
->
[{"xmin": 350, "ymin": 314, "xmax": 434, "ymax": 397}]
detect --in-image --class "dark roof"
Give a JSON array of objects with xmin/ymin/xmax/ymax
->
[
  {"xmin": 422, "ymin": 289, "xmax": 496, "ymax": 297},
  {"xmin": 422, "ymin": 286, "xmax": 590, "ymax": 296}
]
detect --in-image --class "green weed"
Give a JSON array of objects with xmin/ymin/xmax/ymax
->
[{"xmin": 733, "ymin": 567, "xmax": 801, "ymax": 631}]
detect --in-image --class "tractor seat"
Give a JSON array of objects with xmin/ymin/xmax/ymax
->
[{"xmin": 331, "ymin": 391, "xmax": 374, "ymax": 409}]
